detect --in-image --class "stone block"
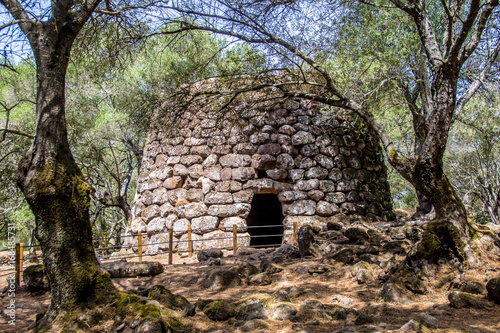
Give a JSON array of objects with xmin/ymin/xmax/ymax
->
[
  {"xmin": 176, "ymin": 202, "xmax": 208, "ymax": 219},
  {"xmin": 163, "ymin": 176, "xmax": 183, "ymax": 189},
  {"xmin": 220, "ymin": 216, "xmax": 248, "ymax": 232},
  {"xmin": 191, "ymin": 216, "xmax": 219, "ymax": 233},
  {"xmin": 205, "ymin": 192, "xmax": 233, "ymax": 204},
  {"xmin": 208, "ymin": 203, "xmax": 252, "ymax": 217},
  {"xmin": 232, "ymin": 167, "xmax": 256, "ymax": 181},
  {"xmin": 286, "ymin": 200, "xmax": 316, "ymax": 215},
  {"xmin": 219, "ymin": 154, "xmax": 252, "ymax": 167}
]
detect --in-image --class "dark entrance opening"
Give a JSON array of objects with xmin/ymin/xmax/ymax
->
[{"xmin": 246, "ymin": 194, "xmax": 284, "ymax": 247}]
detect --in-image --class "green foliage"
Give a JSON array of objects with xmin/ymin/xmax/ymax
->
[{"xmin": 445, "ymin": 92, "xmax": 500, "ymax": 224}]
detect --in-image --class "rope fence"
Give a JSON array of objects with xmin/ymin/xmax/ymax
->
[{"xmin": 0, "ymin": 222, "xmax": 299, "ymax": 287}]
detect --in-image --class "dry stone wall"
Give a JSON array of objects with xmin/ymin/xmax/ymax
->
[{"xmin": 129, "ymin": 99, "xmax": 394, "ymax": 254}]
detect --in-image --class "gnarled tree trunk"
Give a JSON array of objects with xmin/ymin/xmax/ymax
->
[
  {"xmin": 17, "ymin": 62, "xmax": 113, "ymax": 324},
  {"xmin": 3, "ymin": 0, "xmax": 114, "ymax": 327},
  {"xmin": 391, "ymin": 72, "xmax": 477, "ymax": 267}
]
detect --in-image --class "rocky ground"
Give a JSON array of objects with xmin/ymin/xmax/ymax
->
[{"xmin": 1, "ymin": 212, "xmax": 500, "ymax": 332}]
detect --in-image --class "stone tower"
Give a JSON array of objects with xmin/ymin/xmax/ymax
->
[{"xmin": 129, "ymin": 99, "xmax": 394, "ymax": 254}]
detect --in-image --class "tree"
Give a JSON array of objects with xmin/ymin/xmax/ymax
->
[
  {"xmin": 167, "ymin": 0, "xmax": 500, "ymax": 265},
  {"xmin": 0, "ymin": 0, "xmax": 115, "ymax": 325},
  {"xmin": 446, "ymin": 91, "xmax": 500, "ymax": 225}
]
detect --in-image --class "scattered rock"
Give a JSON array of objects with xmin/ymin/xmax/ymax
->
[
  {"xmin": 380, "ymin": 282, "xmax": 408, "ymax": 303},
  {"xmin": 181, "ymin": 303, "xmax": 196, "ymax": 317},
  {"xmin": 344, "ymin": 227, "xmax": 369, "ymax": 244},
  {"xmin": 273, "ymin": 289, "xmax": 291, "ymax": 302},
  {"xmin": 420, "ymin": 313, "xmax": 439, "ymax": 329},
  {"xmin": 231, "ymin": 260, "xmax": 260, "ymax": 277},
  {"xmin": 324, "ymin": 248, "xmax": 354, "ymax": 265},
  {"xmin": 298, "ymin": 224, "xmax": 320, "ymax": 258},
  {"xmin": 460, "ymin": 281, "xmax": 484, "ymax": 295},
  {"xmin": 146, "ymin": 285, "xmax": 190, "ymax": 310},
  {"xmin": 299, "ymin": 299, "xmax": 336, "ymax": 320},
  {"xmin": 399, "ymin": 319, "xmax": 424, "ymax": 333},
  {"xmin": 135, "ymin": 319, "xmax": 164, "ymax": 333},
  {"xmin": 326, "ymin": 221, "xmax": 343, "ymax": 231},
  {"xmin": 235, "ymin": 301, "xmax": 267, "ymax": 320},
  {"xmin": 486, "ymin": 276, "xmax": 500, "ymax": 304},
  {"xmin": 307, "ymin": 264, "xmax": 330, "ymax": 275},
  {"xmin": 289, "ymin": 286, "xmax": 305, "ymax": 299},
  {"xmin": 448, "ymin": 291, "xmax": 489, "ymax": 309},
  {"xmin": 102, "ymin": 261, "xmax": 164, "ymax": 278},
  {"xmin": 198, "ymin": 249, "xmax": 223, "ymax": 263},
  {"xmin": 23, "ymin": 264, "xmax": 50, "ymax": 293},
  {"xmin": 260, "ymin": 259, "xmax": 283, "ymax": 274},
  {"xmin": 248, "ymin": 272, "xmax": 272, "ymax": 286},
  {"xmin": 240, "ymin": 319, "xmax": 269, "ymax": 332},
  {"xmin": 354, "ymin": 313, "xmax": 374, "ymax": 325},
  {"xmin": 202, "ymin": 257, "xmax": 219, "ymax": 266},
  {"xmin": 202, "ymin": 270, "xmax": 242, "ymax": 290},
  {"xmin": 195, "ymin": 298, "xmax": 213, "ymax": 311},
  {"xmin": 271, "ymin": 244, "xmax": 301, "ymax": 263},
  {"xmin": 270, "ymin": 303, "xmax": 298, "ymax": 321},
  {"xmin": 203, "ymin": 300, "xmax": 236, "ymax": 321}
]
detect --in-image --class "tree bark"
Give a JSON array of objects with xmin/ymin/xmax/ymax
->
[
  {"xmin": 392, "ymin": 72, "xmax": 477, "ymax": 266},
  {"xmin": 17, "ymin": 52, "xmax": 113, "ymax": 325},
  {"xmin": 7, "ymin": 1, "xmax": 114, "ymax": 326}
]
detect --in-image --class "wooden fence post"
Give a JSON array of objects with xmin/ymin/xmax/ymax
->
[
  {"xmin": 138, "ymin": 231, "xmax": 142, "ymax": 262},
  {"xmin": 188, "ymin": 225, "xmax": 192, "ymax": 257},
  {"xmin": 15, "ymin": 243, "xmax": 23, "ymax": 287},
  {"xmin": 233, "ymin": 225, "xmax": 237, "ymax": 254},
  {"xmin": 169, "ymin": 228, "xmax": 173, "ymax": 265},
  {"xmin": 293, "ymin": 222, "xmax": 298, "ymax": 244}
]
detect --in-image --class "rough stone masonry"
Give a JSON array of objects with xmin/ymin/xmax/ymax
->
[{"xmin": 126, "ymin": 98, "xmax": 394, "ymax": 255}]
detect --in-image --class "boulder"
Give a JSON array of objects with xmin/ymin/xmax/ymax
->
[
  {"xmin": 239, "ymin": 319, "xmax": 269, "ymax": 332},
  {"xmin": 270, "ymin": 244, "xmax": 301, "ymax": 263},
  {"xmin": 135, "ymin": 319, "xmax": 164, "ymax": 333},
  {"xmin": 146, "ymin": 285, "xmax": 190, "ymax": 310},
  {"xmin": 202, "ymin": 270, "xmax": 242, "ymax": 290},
  {"xmin": 102, "ymin": 261, "xmax": 164, "ymax": 278},
  {"xmin": 203, "ymin": 300, "xmax": 236, "ymax": 321},
  {"xmin": 273, "ymin": 289, "xmax": 291, "ymax": 302},
  {"xmin": 448, "ymin": 291, "xmax": 489, "ymax": 309},
  {"xmin": 23, "ymin": 264, "xmax": 50, "ymax": 293},
  {"xmin": 197, "ymin": 249, "xmax": 223, "ymax": 263},
  {"xmin": 247, "ymin": 272, "xmax": 273, "ymax": 286},
  {"xmin": 486, "ymin": 277, "xmax": 500, "ymax": 304},
  {"xmin": 297, "ymin": 224, "xmax": 320, "ymax": 258},
  {"xmin": 344, "ymin": 227, "xmax": 369, "ymax": 244},
  {"xmin": 460, "ymin": 281, "xmax": 485, "ymax": 295},
  {"xmin": 420, "ymin": 313, "xmax": 440, "ymax": 329},
  {"xmin": 231, "ymin": 260, "xmax": 259, "ymax": 277},
  {"xmin": 324, "ymin": 248, "xmax": 354, "ymax": 265},
  {"xmin": 235, "ymin": 301, "xmax": 267, "ymax": 320},
  {"xmin": 270, "ymin": 303, "xmax": 298, "ymax": 321},
  {"xmin": 181, "ymin": 303, "xmax": 196, "ymax": 317},
  {"xmin": 380, "ymin": 282, "xmax": 409, "ymax": 303},
  {"xmin": 260, "ymin": 259, "xmax": 283, "ymax": 274}
]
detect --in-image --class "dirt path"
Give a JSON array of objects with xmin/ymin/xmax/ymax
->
[{"xmin": 1, "ymin": 248, "xmax": 499, "ymax": 332}]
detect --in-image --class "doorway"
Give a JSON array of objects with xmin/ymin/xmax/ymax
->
[{"xmin": 246, "ymin": 194, "xmax": 284, "ymax": 247}]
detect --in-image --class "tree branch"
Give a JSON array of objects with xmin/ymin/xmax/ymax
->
[
  {"xmin": 459, "ymin": 0, "xmax": 499, "ymax": 65},
  {"xmin": 390, "ymin": 0, "xmax": 443, "ymax": 69},
  {"xmin": 0, "ymin": 0, "xmax": 33, "ymax": 33},
  {"xmin": 454, "ymin": 39, "xmax": 500, "ymax": 121},
  {"xmin": 0, "ymin": 128, "xmax": 34, "ymax": 139}
]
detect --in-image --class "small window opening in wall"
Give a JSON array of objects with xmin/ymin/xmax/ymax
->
[
  {"xmin": 246, "ymin": 194, "xmax": 284, "ymax": 247},
  {"xmin": 257, "ymin": 170, "xmax": 267, "ymax": 179}
]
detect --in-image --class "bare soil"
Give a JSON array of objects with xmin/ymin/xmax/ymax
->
[{"xmin": 1, "ymin": 219, "xmax": 500, "ymax": 332}]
